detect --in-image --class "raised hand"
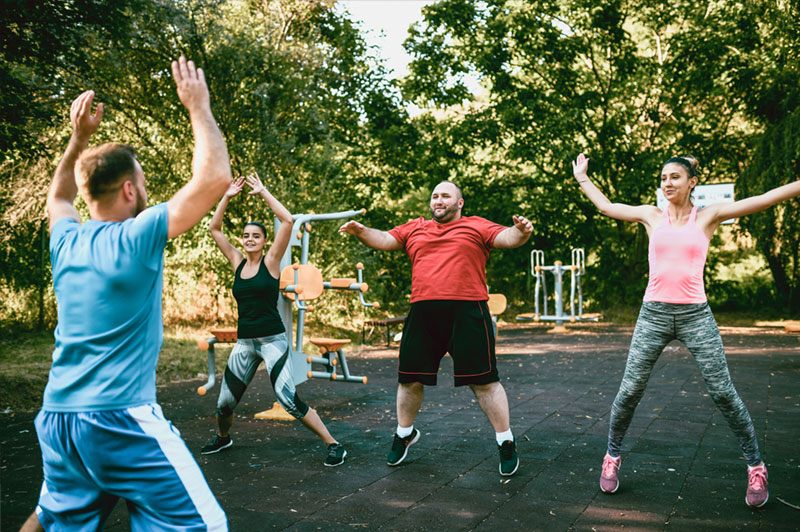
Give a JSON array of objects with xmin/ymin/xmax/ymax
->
[
  {"xmin": 170, "ymin": 56, "xmax": 210, "ymax": 114},
  {"xmin": 338, "ymin": 220, "xmax": 366, "ymax": 235},
  {"xmin": 224, "ymin": 177, "xmax": 245, "ymax": 199},
  {"xmin": 512, "ymin": 215, "xmax": 533, "ymax": 235},
  {"xmin": 245, "ymin": 173, "xmax": 266, "ymax": 195},
  {"xmin": 573, "ymin": 153, "xmax": 589, "ymax": 180},
  {"xmin": 70, "ymin": 90, "xmax": 103, "ymax": 142}
]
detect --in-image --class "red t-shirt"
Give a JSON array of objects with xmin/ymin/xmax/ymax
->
[{"xmin": 389, "ymin": 216, "xmax": 506, "ymax": 303}]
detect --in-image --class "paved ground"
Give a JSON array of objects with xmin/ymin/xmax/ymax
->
[{"xmin": 2, "ymin": 323, "xmax": 799, "ymax": 531}]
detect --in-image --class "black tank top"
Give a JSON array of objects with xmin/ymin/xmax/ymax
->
[{"xmin": 232, "ymin": 259, "xmax": 285, "ymax": 338}]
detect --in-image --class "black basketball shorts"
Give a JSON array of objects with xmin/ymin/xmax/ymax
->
[{"xmin": 398, "ymin": 300, "xmax": 499, "ymax": 386}]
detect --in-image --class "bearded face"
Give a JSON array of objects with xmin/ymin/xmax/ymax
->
[
  {"xmin": 134, "ymin": 186, "xmax": 146, "ymax": 215},
  {"xmin": 132, "ymin": 162, "xmax": 148, "ymax": 216},
  {"xmin": 430, "ymin": 201, "xmax": 460, "ymax": 223},
  {"xmin": 429, "ymin": 182, "xmax": 463, "ymax": 224}
]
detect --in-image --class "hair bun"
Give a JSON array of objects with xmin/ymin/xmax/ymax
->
[{"xmin": 680, "ymin": 155, "xmax": 700, "ymax": 173}]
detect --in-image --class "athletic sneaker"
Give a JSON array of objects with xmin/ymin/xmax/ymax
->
[
  {"xmin": 600, "ymin": 453, "xmax": 621, "ymax": 493},
  {"xmin": 499, "ymin": 440, "xmax": 519, "ymax": 476},
  {"xmin": 325, "ymin": 443, "xmax": 347, "ymax": 467},
  {"xmin": 387, "ymin": 428, "xmax": 420, "ymax": 466},
  {"xmin": 201, "ymin": 434, "xmax": 233, "ymax": 455},
  {"xmin": 745, "ymin": 463, "xmax": 769, "ymax": 508}
]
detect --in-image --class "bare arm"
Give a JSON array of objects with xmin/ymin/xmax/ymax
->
[
  {"xmin": 338, "ymin": 220, "xmax": 403, "ymax": 251},
  {"xmin": 493, "ymin": 215, "xmax": 533, "ymax": 249},
  {"xmin": 209, "ymin": 177, "xmax": 245, "ymax": 269},
  {"xmin": 19, "ymin": 511, "xmax": 43, "ymax": 532},
  {"xmin": 46, "ymin": 90, "xmax": 104, "ymax": 232},
  {"xmin": 572, "ymin": 153, "xmax": 657, "ymax": 225},
  {"xmin": 705, "ymin": 179, "xmax": 800, "ymax": 227},
  {"xmin": 245, "ymin": 174, "xmax": 293, "ymax": 276},
  {"xmin": 166, "ymin": 57, "xmax": 232, "ymax": 239}
]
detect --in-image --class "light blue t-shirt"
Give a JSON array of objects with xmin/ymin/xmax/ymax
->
[{"xmin": 43, "ymin": 203, "xmax": 169, "ymax": 412}]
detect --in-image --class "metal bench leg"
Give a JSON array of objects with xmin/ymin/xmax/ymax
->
[
  {"xmin": 197, "ymin": 339, "xmax": 218, "ymax": 395},
  {"xmin": 335, "ymin": 348, "xmax": 367, "ymax": 384}
]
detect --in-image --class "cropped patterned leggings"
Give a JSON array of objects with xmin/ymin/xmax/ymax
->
[
  {"xmin": 216, "ymin": 333, "xmax": 308, "ymax": 420},
  {"xmin": 607, "ymin": 302, "xmax": 761, "ymax": 466}
]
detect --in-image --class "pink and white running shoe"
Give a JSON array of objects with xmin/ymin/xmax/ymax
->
[
  {"xmin": 745, "ymin": 463, "xmax": 769, "ymax": 508},
  {"xmin": 600, "ymin": 453, "xmax": 621, "ymax": 494}
]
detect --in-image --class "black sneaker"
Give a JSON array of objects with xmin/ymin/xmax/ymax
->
[
  {"xmin": 499, "ymin": 439, "xmax": 519, "ymax": 476},
  {"xmin": 201, "ymin": 434, "xmax": 233, "ymax": 455},
  {"xmin": 387, "ymin": 428, "xmax": 420, "ymax": 466},
  {"xmin": 324, "ymin": 443, "xmax": 347, "ymax": 467}
]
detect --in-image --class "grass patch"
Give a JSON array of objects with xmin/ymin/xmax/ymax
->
[
  {"xmin": 0, "ymin": 321, "xmax": 365, "ymax": 412},
  {"xmin": 157, "ymin": 326, "xmax": 233, "ymax": 386},
  {"xmin": 0, "ymin": 332, "xmax": 54, "ymax": 411},
  {"xmin": 1, "ymin": 308, "xmax": 791, "ymax": 412},
  {"xmin": 0, "ymin": 327, "xmax": 236, "ymax": 412}
]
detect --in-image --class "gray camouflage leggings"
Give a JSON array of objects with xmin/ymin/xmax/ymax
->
[
  {"xmin": 607, "ymin": 301, "xmax": 762, "ymax": 466},
  {"xmin": 216, "ymin": 333, "xmax": 308, "ymax": 420}
]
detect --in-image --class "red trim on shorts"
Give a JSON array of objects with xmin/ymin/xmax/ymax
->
[{"xmin": 453, "ymin": 301, "xmax": 493, "ymax": 377}]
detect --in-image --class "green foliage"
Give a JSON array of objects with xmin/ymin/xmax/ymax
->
[
  {"xmin": 3, "ymin": 0, "xmax": 800, "ymax": 336},
  {"xmin": 732, "ymin": 1, "xmax": 800, "ymax": 313},
  {"xmin": 400, "ymin": 0, "xmax": 797, "ymax": 311},
  {"xmin": 1, "ymin": 0, "xmax": 415, "ymax": 330},
  {"xmin": 0, "ymin": 0, "xmax": 149, "ymax": 161},
  {"xmin": 737, "ymin": 107, "xmax": 800, "ymax": 311},
  {"xmin": 707, "ymin": 251, "xmax": 778, "ymax": 312}
]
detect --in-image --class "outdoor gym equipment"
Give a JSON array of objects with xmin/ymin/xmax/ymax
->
[
  {"xmin": 487, "ymin": 293, "xmax": 507, "ymax": 338},
  {"xmin": 196, "ymin": 208, "xmax": 378, "ymax": 396},
  {"xmin": 196, "ymin": 328, "xmax": 236, "ymax": 396},
  {"xmin": 517, "ymin": 248, "xmax": 601, "ymax": 331}
]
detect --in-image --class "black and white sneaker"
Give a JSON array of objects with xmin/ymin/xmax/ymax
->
[
  {"xmin": 387, "ymin": 429, "xmax": 420, "ymax": 466},
  {"xmin": 201, "ymin": 434, "xmax": 233, "ymax": 455},
  {"xmin": 325, "ymin": 443, "xmax": 347, "ymax": 467},
  {"xmin": 499, "ymin": 439, "xmax": 519, "ymax": 476}
]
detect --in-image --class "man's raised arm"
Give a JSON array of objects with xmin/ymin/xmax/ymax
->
[
  {"xmin": 338, "ymin": 220, "xmax": 403, "ymax": 251},
  {"xmin": 166, "ymin": 56, "xmax": 232, "ymax": 239},
  {"xmin": 492, "ymin": 215, "xmax": 533, "ymax": 249},
  {"xmin": 46, "ymin": 90, "xmax": 104, "ymax": 233}
]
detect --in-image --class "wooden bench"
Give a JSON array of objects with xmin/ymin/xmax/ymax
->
[
  {"xmin": 362, "ymin": 316, "xmax": 407, "ymax": 346},
  {"xmin": 488, "ymin": 294, "xmax": 507, "ymax": 337}
]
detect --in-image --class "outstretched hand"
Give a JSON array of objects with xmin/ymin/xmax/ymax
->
[
  {"xmin": 224, "ymin": 177, "xmax": 245, "ymax": 199},
  {"xmin": 338, "ymin": 220, "xmax": 365, "ymax": 236},
  {"xmin": 512, "ymin": 215, "xmax": 533, "ymax": 235},
  {"xmin": 70, "ymin": 90, "xmax": 103, "ymax": 142},
  {"xmin": 572, "ymin": 153, "xmax": 589, "ymax": 180},
  {"xmin": 245, "ymin": 173, "xmax": 266, "ymax": 195},
  {"xmin": 171, "ymin": 56, "xmax": 210, "ymax": 114}
]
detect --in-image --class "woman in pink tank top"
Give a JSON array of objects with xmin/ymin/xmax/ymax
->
[{"xmin": 572, "ymin": 152, "xmax": 800, "ymax": 509}]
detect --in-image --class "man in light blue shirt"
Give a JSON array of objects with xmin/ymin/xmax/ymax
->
[{"xmin": 23, "ymin": 57, "xmax": 231, "ymax": 532}]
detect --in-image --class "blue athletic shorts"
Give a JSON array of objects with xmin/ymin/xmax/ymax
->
[{"xmin": 34, "ymin": 403, "xmax": 227, "ymax": 531}]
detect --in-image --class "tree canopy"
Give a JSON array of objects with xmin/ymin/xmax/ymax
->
[
  {"xmin": 401, "ymin": 0, "xmax": 800, "ymax": 309},
  {"xmin": 2, "ymin": 0, "xmax": 799, "ymax": 333}
]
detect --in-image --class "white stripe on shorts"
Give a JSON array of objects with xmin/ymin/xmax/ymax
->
[{"xmin": 128, "ymin": 404, "xmax": 227, "ymax": 531}]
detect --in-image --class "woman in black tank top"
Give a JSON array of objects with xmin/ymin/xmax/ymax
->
[{"xmin": 200, "ymin": 174, "xmax": 346, "ymax": 467}]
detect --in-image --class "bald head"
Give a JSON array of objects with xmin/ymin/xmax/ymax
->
[{"xmin": 434, "ymin": 181, "xmax": 463, "ymax": 200}]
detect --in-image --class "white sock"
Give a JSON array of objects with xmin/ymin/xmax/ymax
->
[
  {"xmin": 396, "ymin": 424, "xmax": 414, "ymax": 438},
  {"xmin": 496, "ymin": 429, "xmax": 513, "ymax": 445}
]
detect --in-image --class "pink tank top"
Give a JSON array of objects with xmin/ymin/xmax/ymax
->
[{"xmin": 643, "ymin": 206, "xmax": 709, "ymax": 304}]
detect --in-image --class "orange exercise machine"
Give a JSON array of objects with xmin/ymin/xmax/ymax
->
[{"xmin": 197, "ymin": 209, "xmax": 378, "ymax": 396}]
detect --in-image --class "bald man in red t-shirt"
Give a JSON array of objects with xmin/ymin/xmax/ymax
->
[{"xmin": 339, "ymin": 181, "xmax": 532, "ymax": 476}]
